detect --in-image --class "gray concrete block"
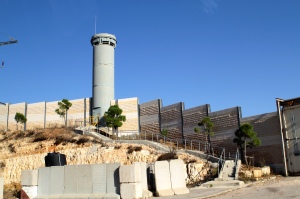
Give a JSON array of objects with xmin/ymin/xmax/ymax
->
[
  {"xmin": 48, "ymin": 195, "xmax": 62, "ymax": 199},
  {"xmin": 120, "ymin": 183, "xmax": 142, "ymax": 199},
  {"xmin": 106, "ymin": 163, "xmax": 120, "ymax": 194},
  {"xmin": 92, "ymin": 164, "xmax": 106, "ymax": 194},
  {"xmin": 37, "ymin": 167, "xmax": 51, "ymax": 196},
  {"xmin": 59, "ymin": 194, "xmax": 75, "ymax": 199},
  {"xmin": 103, "ymin": 193, "xmax": 120, "ymax": 199},
  {"xmin": 21, "ymin": 170, "xmax": 39, "ymax": 186},
  {"xmin": 142, "ymin": 190, "xmax": 153, "ymax": 198},
  {"xmin": 73, "ymin": 194, "xmax": 92, "ymax": 199},
  {"xmin": 119, "ymin": 164, "xmax": 141, "ymax": 183},
  {"xmin": 169, "ymin": 159, "xmax": 189, "ymax": 195},
  {"xmin": 34, "ymin": 196, "xmax": 49, "ymax": 199},
  {"xmin": 77, "ymin": 164, "xmax": 93, "ymax": 194},
  {"xmin": 64, "ymin": 165, "xmax": 78, "ymax": 194},
  {"xmin": 88, "ymin": 193, "xmax": 105, "ymax": 199},
  {"xmin": 50, "ymin": 166, "xmax": 65, "ymax": 195},
  {"xmin": 154, "ymin": 161, "xmax": 174, "ymax": 196},
  {"xmin": 134, "ymin": 162, "xmax": 147, "ymax": 189}
]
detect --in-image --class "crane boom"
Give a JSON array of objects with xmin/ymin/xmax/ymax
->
[{"xmin": 0, "ymin": 37, "xmax": 18, "ymax": 46}]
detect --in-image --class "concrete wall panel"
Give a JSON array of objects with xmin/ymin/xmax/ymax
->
[
  {"xmin": 7, "ymin": 103, "xmax": 26, "ymax": 131},
  {"xmin": 26, "ymin": 102, "xmax": 46, "ymax": 130},
  {"xmin": 111, "ymin": 97, "xmax": 139, "ymax": 133}
]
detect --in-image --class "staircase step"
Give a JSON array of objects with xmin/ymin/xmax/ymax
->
[{"xmin": 202, "ymin": 180, "xmax": 244, "ymax": 188}]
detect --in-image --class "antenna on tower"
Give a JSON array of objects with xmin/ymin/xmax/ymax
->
[{"xmin": 94, "ymin": 15, "xmax": 97, "ymax": 34}]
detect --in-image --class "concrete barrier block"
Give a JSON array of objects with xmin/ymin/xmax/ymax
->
[
  {"xmin": 120, "ymin": 183, "xmax": 142, "ymax": 199},
  {"xmin": 92, "ymin": 164, "xmax": 106, "ymax": 194},
  {"xmin": 64, "ymin": 165, "xmax": 78, "ymax": 194},
  {"xmin": 22, "ymin": 186, "xmax": 37, "ymax": 199},
  {"xmin": 169, "ymin": 159, "xmax": 189, "ymax": 195},
  {"xmin": 47, "ymin": 194, "xmax": 62, "ymax": 199},
  {"xmin": 59, "ymin": 194, "xmax": 75, "ymax": 199},
  {"xmin": 21, "ymin": 170, "xmax": 39, "ymax": 186},
  {"xmin": 106, "ymin": 163, "xmax": 120, "ymax": 194},
  {"xmin": 88, "ymin": 193, "xmax": 106, "ymax": 199},
  {"xmin": 37, "ymin": 167, "xmax": 51, "ymax": 196},
  {"xmin": 103, "ymin": 193, "xmax": 120, "ymax": 199},
  {"xmin": 133, "ymin": 162, "xmax": 147, "ymax": 189},
  {"xmin": 119, "ymin": 164, "xmax": 141, "ymax": 183},
  {"xmin": 77, "ymin": 164, "xmax": 93, "ymax": 194},
  {"xmin": 34, "ymin": 196, "xmax": 49, "ymax": 199},
  {"xmin": 133, "ymin": 162, "xmax": 153, "ymax": 198},
  {"xmin": 154, "ymin": 161, "xmax": 174, "ymax": 196},
  {"xmin": 50, "ymin": 166, "xmax": 64, "ymax": 195},
  {"xmin": 73, "ymin": 194, "xmax": 92, "ymax": 199}
]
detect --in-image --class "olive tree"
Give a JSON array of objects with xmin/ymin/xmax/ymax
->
[
  {"xmin": 55, "ymin": 99, "xmax": 72, "ymax": 127},
  {"xmin": 194, "ymin": 116, "xmax": 214, "ymax": 153},
  {"xmin": 233, "ymin": 123, "xmax": 261, "ymax": 167},
  {"xmin": 103, "ymin": 105, "xmax": 126, "ymax": 137},
  {"xmin": 14, "ymin": 112, "xmax": 27, "ymax": 130}
]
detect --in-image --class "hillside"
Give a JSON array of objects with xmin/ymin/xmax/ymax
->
[{"xmin": 0, "ymin": 127, "xmax": 211, "ymax": 198}]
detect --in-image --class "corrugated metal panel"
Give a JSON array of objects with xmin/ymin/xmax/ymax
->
[{"xmin": 283, "ymin": 105, "xmax": 300, "ymax": 173}]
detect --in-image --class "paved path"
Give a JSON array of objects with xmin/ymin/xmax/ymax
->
[{"xmin": 155, "ymin": 176, "xmax": 300, "ymax": 199}]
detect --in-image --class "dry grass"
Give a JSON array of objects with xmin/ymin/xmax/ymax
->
[
  {"xmin": 4, "ymin": 183, "xmax": 21, "ymax": 199},
  {"xmin": 127, "ymin": 145, "xmax": 143, "ymax": 154}
]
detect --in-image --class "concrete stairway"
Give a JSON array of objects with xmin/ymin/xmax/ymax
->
[
  {"xmin": 201, "ymin": 159, "xmax": 244, "ymax": 188},
  {"xmin": 216, "ymin": 160, "xmax": 236, "ymax": 181}
]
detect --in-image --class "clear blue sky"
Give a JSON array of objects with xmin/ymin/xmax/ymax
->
[{"xmin": 0, "ymin": 0, "xmax": 299, "ymax": 117}]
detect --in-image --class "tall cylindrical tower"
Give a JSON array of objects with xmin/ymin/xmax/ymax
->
[{"xmin": 91, "ymin": 33, "xmax": 117, "ymax": 119}]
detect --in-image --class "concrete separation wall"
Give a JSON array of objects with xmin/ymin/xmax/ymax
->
[
  {"xmin": 241, "ymin": 112, "xmax": 283, "ymax": 173},
  {"xmin": 139, "ymin": 99, "xmax": 162, "ymax": 135},
  {"xmin": 161, "ymin": 102, "xmax": 184, "ymax": 140}
]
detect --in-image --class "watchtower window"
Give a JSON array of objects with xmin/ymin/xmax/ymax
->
[
  {"xmin": 110, "ymin": 42, "xmax": 115, "ymax": 47},
  {"xmin": 102, "ymin": 41, "xmax": 109, "ymax": 44}
]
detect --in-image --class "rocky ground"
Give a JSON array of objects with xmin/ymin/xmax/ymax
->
[{"xmin": 0, "ymin": 127, "xmax": 212, "ymax": 198}]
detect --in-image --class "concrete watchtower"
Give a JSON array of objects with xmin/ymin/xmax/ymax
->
[{"xmin": 91, "ymin": 33, "xmax": 117, "ymax": 119}]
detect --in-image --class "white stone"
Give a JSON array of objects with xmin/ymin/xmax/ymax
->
[
  {"xmin": 261, "ymin": 166, "xmax": 271, "ymax": 175},
  {"xmin": 154, "ymin": 161, "xmax": 174, "ymax": 196},
  {"xmin": 120, "ymin": 183, "xmax": 142, "ymax": 199},
  {"xmin": 119, "ymin": 164, "xmax": 141, "ymax": 183},
  {"xmin": 22, "ymin": 186, "xmax": 38, "ymax": 199},
  {"xmin": 21, "ymin": 170, "xmax": 39, "ymax": 186},
  {"xmin": 169, "ymin": 159, "xmax": 189, "ymax": 195}
]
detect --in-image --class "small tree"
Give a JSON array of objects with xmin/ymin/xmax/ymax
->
[
  {"xmin": 103, "ymin": 105, "xmax": 126, "ymax": 137},
  {"xmin": 55, "ymin": 99, "xmax": 72, "ymax": 127},
  {"xmin": 233, "ymin": 123, "xmax": 261, "ymax": 167},
  {"xmin": 161, "ymin": 128, "xmax": 168, "ymax": 137},
  {"xmin": 14, "ymin": 112, "xmax": 27, "ymax": 130},
  {"xmin": 195, "ymin": 116, "xmax": 214, "ymax": 153}
]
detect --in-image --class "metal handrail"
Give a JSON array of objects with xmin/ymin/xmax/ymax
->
[
  {"xmin": 217, "ymin": 148, "xmax": 226, "ymax": 177},
  {"xmin": 115, "ymin": 131, "xmax": 226, "ymax": 158},
  {"xmin": 234, "ymin": 148, "xmax": 240, "ymax": 166}
]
